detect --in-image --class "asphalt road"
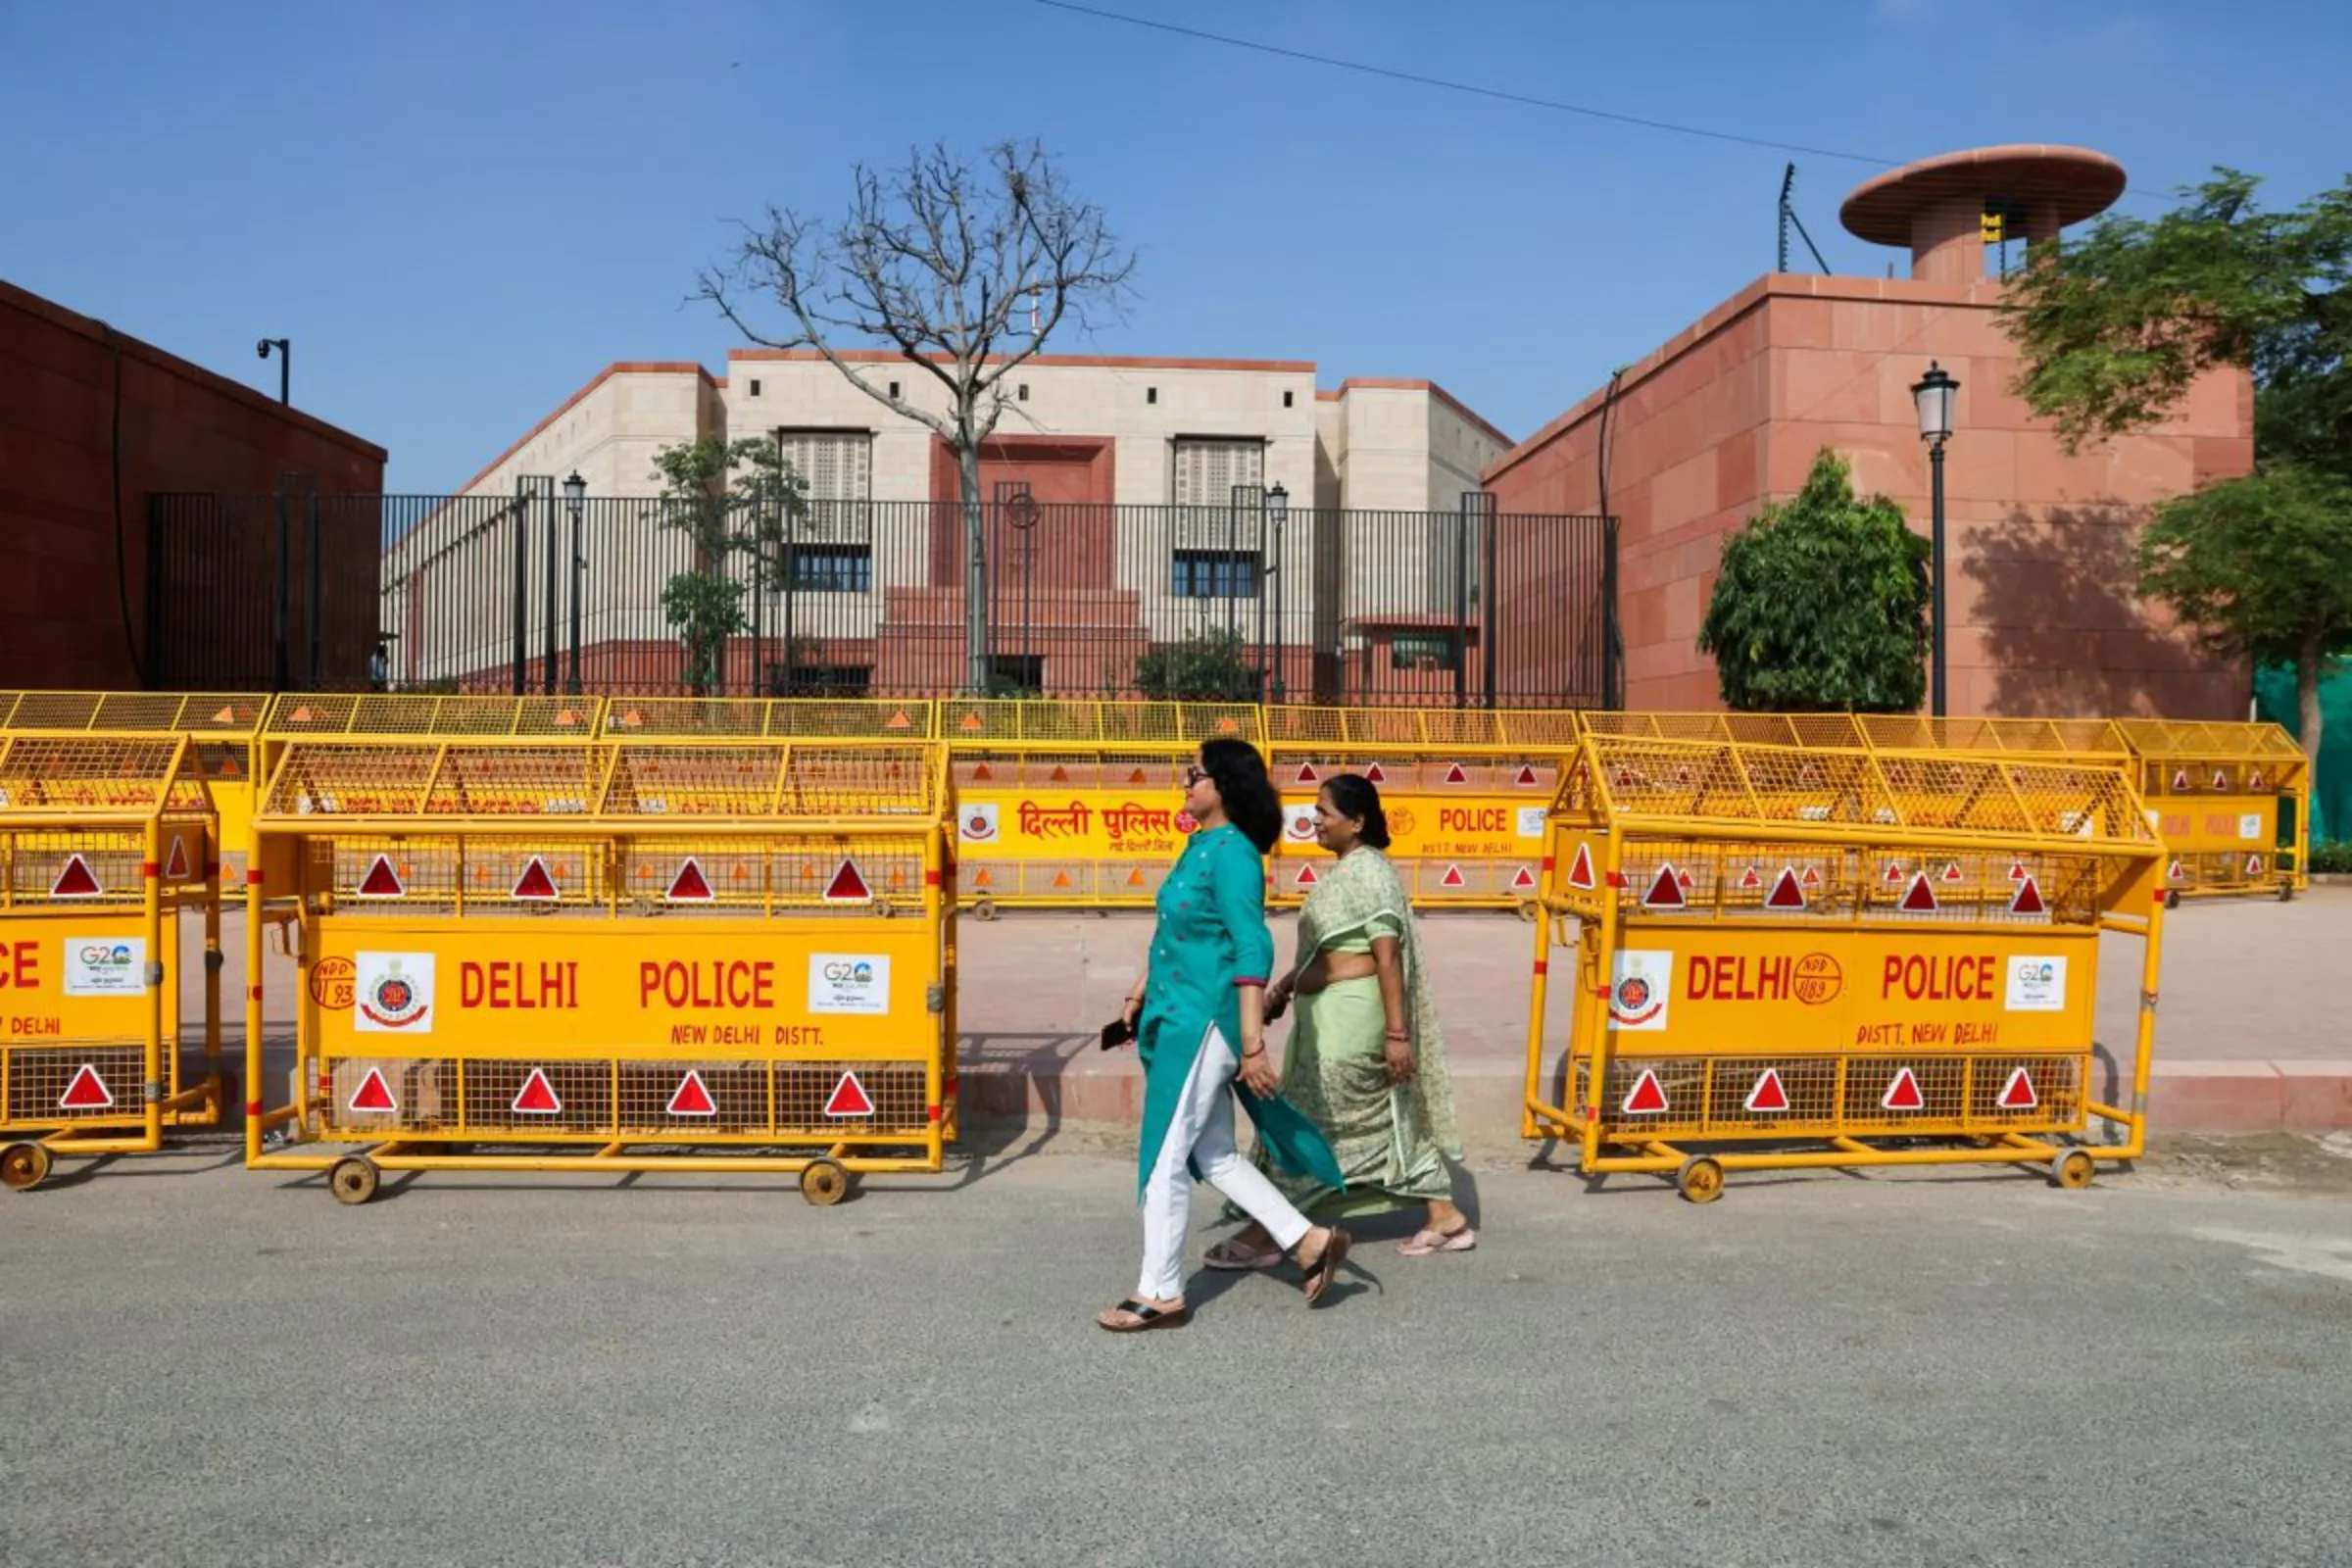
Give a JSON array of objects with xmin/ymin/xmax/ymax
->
[{"xmin": 6, "ymin": 1139, "xmax": 2351, "ymax": 1568}]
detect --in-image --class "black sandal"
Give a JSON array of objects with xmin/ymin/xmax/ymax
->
[
  {"xmin": 1099, "ymin": 1298, "xmax": 1192, "ymax": 1333},
  {"xmin": 1298, "ymin": 1227, "xmax": 1351, "ymax": 1306}
]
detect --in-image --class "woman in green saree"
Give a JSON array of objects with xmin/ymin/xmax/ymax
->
[{"xmin": 1208, "ymin": 773, "xmax": 1475, "ymax": 1262}]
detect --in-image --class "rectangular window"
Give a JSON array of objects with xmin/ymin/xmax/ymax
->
[
  {"xmin": 784, "ymin": 543, "xmax": 872, "ymax": 594},
  {"xmin": 1172, "ymin": 548, "xmax": 1262, "ymax": 600},
  {"xmin": 1391, "ymin": 632, "xmax": 1462, "ymax": 671},
  {"xmin": 987, "ymin": 654, "xmax": 1044, "ymax": 696},
  {"xmin": 773, "ymin": 429, "xmax": 873, "ymax": 504},
  {"xmin": 1170, "ymin": 438, "xmax": 1266, "ymax": 508}
]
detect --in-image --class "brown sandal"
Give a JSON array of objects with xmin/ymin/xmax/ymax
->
[{"xmin": 1298, "ymin": 1227, "xmax": 1350, "ymax": 1305}]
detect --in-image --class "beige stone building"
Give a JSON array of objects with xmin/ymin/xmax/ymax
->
[{"xmin": 384, "ymin": 352, "xmax": 1527, "ymax": 699}]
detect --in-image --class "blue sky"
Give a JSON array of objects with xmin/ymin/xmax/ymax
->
[{"xmin": 5, "ymin": 0, "xmax": 2346, "ymax": 493}]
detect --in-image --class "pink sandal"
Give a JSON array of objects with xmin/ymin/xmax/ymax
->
[{"xmin": 1397, "ymin": 1226, "xmax": 1477, "ymax": 1256}]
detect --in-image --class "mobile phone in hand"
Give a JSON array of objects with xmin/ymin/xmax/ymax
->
[{"xmin": 1100, "ymin": 1016, "xmax": 1135, "ymax": 1051}]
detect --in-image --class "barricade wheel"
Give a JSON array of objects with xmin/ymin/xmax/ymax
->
[
  {"xmin": 1515, "ymin": 901, "xmax": 1540, "ymax": 923},
  {"xmin": 1, "ymin": 1141, "xmax": 54, "ymax": 1192},
  {"xmin": 2277, "ymin": 883, "xmax": 2294, "ymax": 904},
  {"xmin": 871, "ymin": 898, "xmax": 896, "ymax": 919},
  {"xmin": 1676, "ymin": 1155, "xmax": 1726, "ymax": 1205},
  {"xmin": 2165, "ymin": 889, "xmax": 2182, "ymax": 910},
  {"xmin": 801, "ymin": 1158, "xmax": 853, "ymax": 1207},
  {"xmin": 329, "ymin": 1155, "xmax": 381, "ymax": 1206},
  {"xmin": 2050, "ymin": 1150, "xmax": 2096, "ymax": 1191},
  {"xmin": 972, "ymin": 899, "xmax": 999, "ymax": 922}
]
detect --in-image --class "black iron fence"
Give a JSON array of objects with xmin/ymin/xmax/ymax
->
[{"xmin": 149, "ymin": 485, "xmax": 1617, "ymax": 708}]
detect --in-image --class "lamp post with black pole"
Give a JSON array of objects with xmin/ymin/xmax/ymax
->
[
  {"xmin": 1910, "ymin": 362, "xmax": 1959, "ymax": 719},
  {"xmin": 563, "ymin": 471, "xmax": 587, "ymax": 696},
  {"xmin": 256, "ymin": 337, "xmax": 290, "ymax": 405},
  {"xmin": 1262, "ymin": 483, "xmax": 1288, "ymax": 702}
]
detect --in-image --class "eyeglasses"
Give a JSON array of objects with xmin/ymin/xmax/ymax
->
[{"xmin": 1183, "ymin": 766, "xmax": 1206, "ymax": 786}]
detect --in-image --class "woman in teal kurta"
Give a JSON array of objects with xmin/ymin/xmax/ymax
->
[{"xmin": 1097, "ymin": 739, "xmax": 1350, "ymax": 1333}]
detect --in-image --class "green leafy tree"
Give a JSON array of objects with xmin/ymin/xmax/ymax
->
[
  {"xmin": 2001, "ymin": 169, "xmax": 2352, "ymax": 758},
  {"xmin": 650, "ymin": 436, "xmax": 805, "ymax": 695},
  {"xmin": 1132, "ymin": 628, "xmax": 1262, "ymax": 703},
  {"xmin": 1698, "ymin": 450, "xmax": 1930, "ymax": 712}
]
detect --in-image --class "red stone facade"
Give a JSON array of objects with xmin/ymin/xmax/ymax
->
[
  {"xmin": 0, "ymin": 281, "xmax": 386, "ymax": 689},
  {"xmin": 1483, "ymin": 273, "xmax": 2254, "ymax": 718}
]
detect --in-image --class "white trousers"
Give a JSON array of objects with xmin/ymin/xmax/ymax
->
[{"xmin": 1137, "ymin": 1026, "xmax": 1314, "ymax": 1301}]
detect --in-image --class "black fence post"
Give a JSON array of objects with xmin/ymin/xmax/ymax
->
[
  {"xmin": 272, "ymin": 478, "xmax": 292, "ymax": 692},
  {"xmin": 1452, "ymin": 501, "xmax": 1470, "ymax": 710},
  {"xmin": 511, "ymin": 476, "xmax": 529, "ymax": 696},
  {"xmin": 143, "ymin": 495, "xmax": 165, "ymax": 689},
  {"xmin": 1479, "ymin": 492, "xmax": 1499, "ymax": 709},
  {"xmin": 543, "ymin": 481, "xmax": 559, "ymax": 696},
  {"xmin": 305, "ymin": 489, "xmax": 323, "ymax": 688},
  {"xmin": 1602, "ymin": 514, "xmax": 1622, "ymax": 710}
]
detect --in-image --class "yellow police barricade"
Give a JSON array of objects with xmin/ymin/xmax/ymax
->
[
  {"xmin": 939, "ymin": 700, "xmax": 1258, "ymax": 917},
  {"xmin": 1, "ymin": 726, "xmax": 225, "ymax": 1190},
  {"xmin": 1853, "ymin": 714, "xmax": 2129, "ymax": 758},
  {"xmin": 1262, "ymin": 707, "xmax": 1583, "ymax": 913},
  {"xmin": 1578, "ymin": 710, "xmax": 1872, "ymax": 748},
  {"xmin": 603, "ymin": 696, "xmax": 936, "ymax": 740},
  {"xmin": 241, "ymin": 728, "xmax": 955, "ymax": 1206},
  {"xmin": 1, "ymin": 690, "xmax": 269, "ymax": 892},
  {"xmin": 2111, "ymin": 719, "xmax": 2312, "ymax": 903},
  {"xmin": 1522, "ymin": 734, "xmax": 2166, "ymax": 1203}
]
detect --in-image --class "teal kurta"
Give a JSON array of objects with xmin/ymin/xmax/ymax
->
[{"xmin": 1135, "ymin": 823, "xmax": 1345, "ymax": 1200}]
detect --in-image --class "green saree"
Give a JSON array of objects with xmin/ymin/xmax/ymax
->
[{"xmin": 1249, "ymin": 845, "xmax": 1461, "ymax": 1211}]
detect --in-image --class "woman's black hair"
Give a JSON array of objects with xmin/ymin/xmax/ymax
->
[
  {"xmin": 1320, "ymin": 773, "xmax": 1392, "ymax": 849},
  {"xmin": 1199, "ymin": 737, "xmax": 1283, "ymax": 854}
]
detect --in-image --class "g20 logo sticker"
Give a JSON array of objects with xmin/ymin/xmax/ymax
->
[
  {"xmin": 354, "ymin": 954, "xmax": 436, "ymax": 1033},
  {"xmin": 64, "ymin": 937, "xmax": 145, "ymax": 997},
  {"xmin": 808, "ymin": 953, "xmax": 890, "ymax": 1016}
]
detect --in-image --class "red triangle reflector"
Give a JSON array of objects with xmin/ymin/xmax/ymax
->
[
  {"xmin": 1444, "ymin": 762, "xmax": 1469, "ymax": 785},
  {"xmin": 1744, "ymin": 1068, "xmax": 1789, "ymax": 1114},
  {"xmin": 667, "ymin": 1071, "xmax": 717, "ymax": 1117},
  {"xmin": 356, "ymin": 855, "xmax": 405, "ymax": 899},
  {"xmin": 512, "ymin": 1068, "xmax": 563, "ymax": 1115},
  {"xmin": 1052, "ymin": 869, "xmax": 1073, "ymax": 889},
  {"xmin": 2010, "ymin": 876, "xmax": 2046, "ymax": 915},
  {"xmin": 1997, "ymin": 1067, "xmax": 2038, "ymax": 1110},
  {"xmin": 2212, "ymin": 769, "xmax": 2230, "ymax": 791},
  {"xmin": 349, "ymin": 1067, "xmax": 398, "ymax": 1114},
  {"xmin": 288, "ymin": 705, "xmax": 316, "ymax": 723},
  {"xmin": 1677, "ymin": 868, "xmax": 1694, "ymax": 890},
  {"xmin": 2172, "ymin": 769, "xmax": 2189, "ymax": 791},
  {"xmin": 1295, "ymin": 862, "xmax": 1319, "ymax": 887},
  {"xmin": 970, "ymin": 761, "xmax": 994, "ymax": 781},
  {"xmin": 1941, "ymin": 861, "xmax": 1964, "ymax": 883},
  {"xmin": 1049, "ymin": 764, "xmax": 1070, "ymax": 783},
  {"xmin": 211, "ymin": 705, "xmax": 236, "ymax": 724},
  {"xmin": 2245, "ymin": 855, "xmax": 2265, "ymax": 876},
  {"xmin": 1764, "ymin": 867, "xmax": 1807, "ymax": 910},
  {"xmin": 824, "ymin": 1071, "xmax": 876, "ymax": 1118},
  {"xmin": 1510, "ymin": 864, "xmax": 1537, "ymax": 891},
  {"xmin": 884, "ymin": 709, "xmax": 912, "ymax": 731},
  {"xmin": 1800, "ymin": 866, "xmax": 1822, "ymax": 887},
  {"xmin": 1129, "ymin": 768, "xmax": 1149, "ymax": 785},
  {"xmin": 1642, "ymin": 864, "xmax": 1687, "ymax": 908},
  {"xmin": 823, "ymin": 859, "xmax": 872, "ymax": 902},
  {"xmin": 665, "ymin": 858, "xmax": 714, "ymax": 902},
  {"xmin": 1899, "ymin": 873, "xmax": 1939, "ymax": 913},
  {"xmin": 2009, "ymin": 861, "xmax": 2028, "ymax": 881},
  {"xmin": 51, "ymin": 854, "xmax": 103, "ymax": 898},
  {"xmin": 1363, "ymin": 763, "xmax": 1387, "ymax": 784},
  {"xmin": 1621, "ymin": 1068, "xmax": 1669, "ymax": 1115},
  {"xmin": 1739, "ymin": 865, "xmax": 1763, "ymax": 890},
  {"xmin": 958, "ymin": 711, "xmax": 984, "ymax": 732},
  {"xmin": 2249, "ymin": 769, "xmax": 2266, "ymax": 791},
  {"xmin": 511, "ymin": 857, "xmax": 560, "ymax": 901},
  {"xmin": 1613, "ymin": 768, "xmax": 1639, "ymax": 789},
  {"xmin": 164, "ymin": 836, "xmax": 192, "ymax": 880},
  {"xmin": 2166, "ymin": 858, "xmax": 2183, "ymax": 882},
  {"xmin": 1294, "ymin": 762, "xmax": 1319, "ymax": 785},
  {"xmin": 1515, "ymin": 764, "xmax": 1541, "ymax": 787},
  {"xmin": 1882, "ymin": 1067, "xmax": 1925, "ymax": 1111},
  {"xmin": 1566, "ymin": 844, "xmax": 1596, "ymax": 890},
  {"xmin": 1883, "ymin": 862, "xmax": 1905, "ymax": 885},
  {"xmin": 1439, "ymin": 863, "xmax": 1467, "ymax": 889},
  {"xmin": 1127, "ymin": 868, "xmax": 1147, "ymax": 888},
  {"xmin": 59, "ymin": 1063, "xmax": 115, "ymax": 1110}
]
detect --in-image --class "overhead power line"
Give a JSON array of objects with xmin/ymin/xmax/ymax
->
[{"xmin": 1032, "ymin": 0, "xmax": 1898, "ymax": 168}]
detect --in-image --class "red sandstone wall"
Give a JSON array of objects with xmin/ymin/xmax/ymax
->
[
  {"xmin": 1484, "ymin": 274, "xmax": 2253, "ymax": 719},
  {"xmin": 0, "ymin": 280, "xmax": 387, "ymax": 689}
]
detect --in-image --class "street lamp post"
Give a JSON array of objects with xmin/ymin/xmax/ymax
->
[
  {"xmin": 563, "ymin": 471, "xmax": 586, "ymax": 696},
  {"xmin": 255, "ymin": 337, "xmax": 290, "ymax": 405},
  {"xmin": 1262, "ymin": 483, "xmax": 1288, "ymax": 702},
  {"xmin": 1910, "ymin": 362, "xmax": 1959, "ymax": 719}
]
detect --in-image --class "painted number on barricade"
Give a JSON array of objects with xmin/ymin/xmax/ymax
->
[
  {"xmin": 314, "ymin": 919, "xmax": 932, "ymax": 1059},
  {"xmin": 1602, "ymin": 928, "xmax": 2095, "ymax": 1053}
]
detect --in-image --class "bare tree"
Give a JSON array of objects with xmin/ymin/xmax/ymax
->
[{"xmin": 696, "ymin": 140, "xmax": 1138, "ymax": 695}]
